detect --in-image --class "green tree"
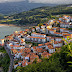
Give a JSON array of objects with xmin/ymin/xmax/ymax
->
[{"xmin": 62, "ymin": 36, "xmax": 72, "ymax": 67}]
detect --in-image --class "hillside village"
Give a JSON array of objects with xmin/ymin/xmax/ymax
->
[{"xmin": 0, "ymin": 15, "xmax": 72, "ymax": 69}]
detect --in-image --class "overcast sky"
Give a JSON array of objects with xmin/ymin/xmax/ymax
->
[{"xmin": 0, "ymin": 0, "xmax": 72, "ymax": 4}]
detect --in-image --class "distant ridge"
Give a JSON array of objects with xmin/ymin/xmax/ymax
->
[{"xmin": 0, "ymin": 1, "xmax": 57, "ymax": 15}]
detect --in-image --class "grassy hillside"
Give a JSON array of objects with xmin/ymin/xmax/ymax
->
[{"xmin": 1, "ymin": 4, "xmax": 72, "ymax": 25}]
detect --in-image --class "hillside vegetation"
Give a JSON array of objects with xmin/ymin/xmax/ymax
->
[{"xmin": 0, "ymin": 47, "xmax": 10, "ymax": 72}]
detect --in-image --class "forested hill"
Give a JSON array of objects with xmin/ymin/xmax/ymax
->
[
  {"xmin": 1, "ymin": 4, "xmax": 72, "ymax": 25},
  {"xmin": 12, "ymin": 4, "xmax": 72, "ymax": 18}
]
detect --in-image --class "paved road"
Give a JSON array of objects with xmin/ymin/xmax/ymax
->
[{"xmin": 4, "ymin": 43, "xmax": 14, "ymax": 72}]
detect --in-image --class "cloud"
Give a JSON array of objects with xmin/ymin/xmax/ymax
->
[{"xmin": 0, "ymin": 0, "xmax": 72, "ymax": 4}]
